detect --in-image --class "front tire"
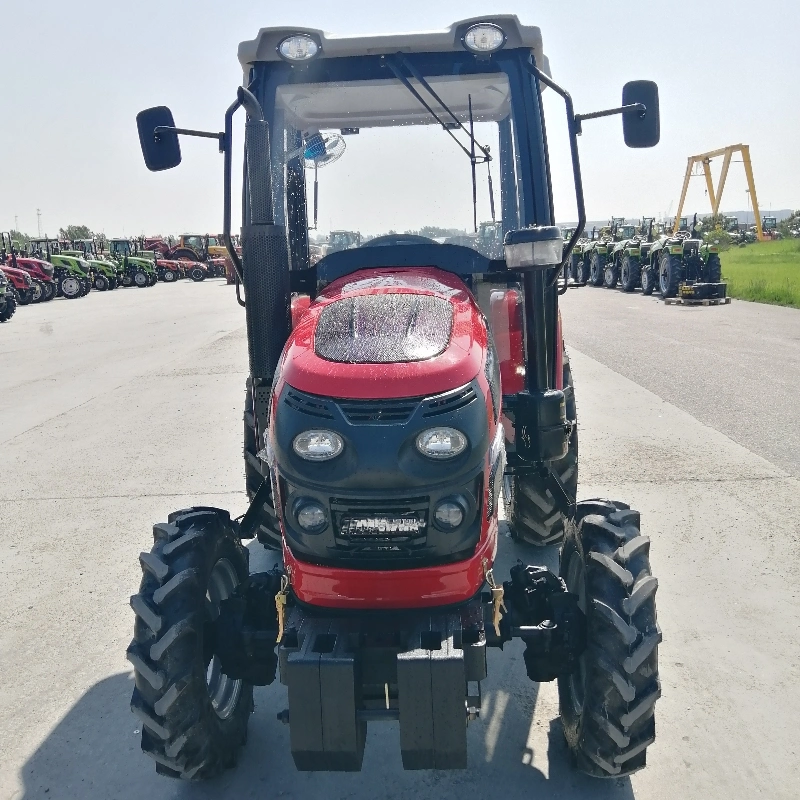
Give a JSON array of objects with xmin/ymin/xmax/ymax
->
[
  {"xmin": 42, "ymin": 281, "xmax": 56, "ymax": 301},
  {"xmin": 163, "ymin": 269, "xmax": 176, "ymax": 283},
  {"xmin": 558, "ymin": 500, "xmax": 660, "ymax": 777},
  {"xmin": 60, "ymin": 275, "xmax": 83, "ymax": 299},
  {"xmin": 603, "ymin": 260, "xmax": 619, "ymax": 289},
  {"xmin": 504, "ymin": 351, "xmax": 578, "ymax": 547},
  {"xmin": 575, "ymin": 258, "xmax": 589, "ymax": 286},
  {"xmin": 94, "ymin": 274, "xmax": 110, "ymax": 291},
  {"xmin": 0, "ymin": 292, "xmax": 17, "ymax": 321},
  {"xmin": 640, "ymin": 266, "xmax": 656, "ymax": 296},
  {"xmin": 190, "ymin": 266, "xmax": 206, "ymax": 282},
  {"xmin": 127, "ymin": 508, "xmax": 253, "ymax": 780},
  {"xmin": 588, "ymin": 252, "xmax": 605, "ymax": 287},
  {"xmin": 134, "ymin": 270, "xmax": 149, "ymax": 288}
]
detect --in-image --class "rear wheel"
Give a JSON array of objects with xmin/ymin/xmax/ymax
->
[
  {"xmin": 588, "ymin": 252, "xmax": 605, "ymax": 287},
  {"xmin": 558, "ymin": 500, "xmax": 660, "ymax": 777},
  {"xmin": 173, "ymin": 248, "xmax": 200, "ymax": 262},
  {"xmin": 504, "ymin": 351, "xmax": 577, "ymax": 547},
  {"xmin": 619, "ymin": 256, "xmax": 639, "ymax": 292},
  {"xmin": 704, "ymin": 253, "xmax": 722, "ymax": 283},
  {"xmin": 127, "ymin": 508, "xmax": 253, "ymax": 781},
  {"xmin": 658, "ymin": 252, "xmax": 681, "ymax": 298}
]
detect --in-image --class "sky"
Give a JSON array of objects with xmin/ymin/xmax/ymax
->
[{"xmin": 2, "ymin": 0, "xmax": 798, "ymax": 238}]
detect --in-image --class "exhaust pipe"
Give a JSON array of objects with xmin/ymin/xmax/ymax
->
[
  {"xmin": 239, "ymin": 88, "xmax": 292, "ymax": 441},
  {"xmin": 240, "ymin": 90, "xmax": 291, "ymax": 386}
]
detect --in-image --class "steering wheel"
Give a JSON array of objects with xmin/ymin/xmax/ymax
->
[{"xmin": 362, "ymin": 234, "xmax": 439, "ymax": 247}]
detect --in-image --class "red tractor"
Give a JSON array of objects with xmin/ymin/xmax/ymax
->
[
  {"xmin": 132, "ymin": 16, "xmax": 662, "ymax": 782},
  {"xmin": 2, "ymin": 233, "xmax": 56, "ymax": 302}
]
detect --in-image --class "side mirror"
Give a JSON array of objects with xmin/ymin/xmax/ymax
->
[
  {"xmin": 622, "ymin": 81, "xmax": 660, "ymax": 148},
  {"xmin": 136, "ymin": 106, "xmax": 182, "ymax": 171}
]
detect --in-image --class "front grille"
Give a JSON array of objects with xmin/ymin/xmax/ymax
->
[
  {"xmin": 422, "ymin": 385, "xmax": 477, "ymax": 417},
  {"xmin": 337, "ymin": 398, "xmax": 420, "ymax": 424},
  {"xmin": 331, "ymin": 496, "xmax": 429, "ymax": 555},
  {"xmin": 283, "ymin": 390, "xmax": 335, "ymax": 419}
]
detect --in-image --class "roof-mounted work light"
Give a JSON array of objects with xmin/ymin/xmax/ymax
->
[
  {"xmin": 462, "ymin": 23, "xmax": 506, "ymax": 54},
  {"xmin": 278, "ymin": 34, "xmax": 321, "ymax": 62}
]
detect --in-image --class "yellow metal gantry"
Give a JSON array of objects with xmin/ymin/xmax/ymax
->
[{"xmin": 674, "ymin": 144, "xmax": 764, "ymax": 240}]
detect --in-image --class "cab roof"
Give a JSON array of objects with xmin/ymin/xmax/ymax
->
[{"xmin": 238, "ymin": 15, "xmax": 547, "ymax": 73}]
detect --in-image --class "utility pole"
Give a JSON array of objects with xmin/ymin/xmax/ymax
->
[{"xmin": 36, "ymin": 208, "xmax": 42, "ymax": 237}]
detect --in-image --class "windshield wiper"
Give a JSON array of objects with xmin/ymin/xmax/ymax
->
[{"xmin": 384, "ymin": 53, "xmax": 496, "ymax": 231}]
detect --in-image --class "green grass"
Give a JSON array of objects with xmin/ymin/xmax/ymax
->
[{"xmin": 721, "ymin": 239, "xmax": 800, "ymax": 308}]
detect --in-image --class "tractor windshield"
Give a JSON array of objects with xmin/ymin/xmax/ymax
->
[{"xmin": 251, "ymin": 48, "xmax": 551, "ymax": 269}]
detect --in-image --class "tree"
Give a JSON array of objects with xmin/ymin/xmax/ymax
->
[{"xmin": 58, "ymin": 224, "xmax": 94, "ymax": 241}]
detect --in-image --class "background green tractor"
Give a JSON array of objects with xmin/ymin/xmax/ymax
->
[
  {"xmin": 107, "ymin": 239, "xmax": 157, "ymax": 287},
  {"xmin": 644, "ymin": 215, "xmax": 724, "ymax": 299},
  {"xmin": 48, "ymin": 253, "xmax": 93, "ymax": 298},
  {"xmin": 582, "ymin": 224, "xmax": 616, "ymax": 287},
  {"xmin": 64, "ymin": 240, "xmax": 118, "ymax": 290}
]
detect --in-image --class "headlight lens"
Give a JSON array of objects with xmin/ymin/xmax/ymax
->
[
  {"xmin": 278, "ymin": 34, "xmax": 320, "ymax": 61},
  {"xmin": 463, "ymin": 23, "xmax": 506, "ymax": 54},
  {"xmin": 415, "ymin": 428, "xmax": 467, "ymax": 460},
  {"xmin": 294, "ymin": 499, "xmax": 328, "ymax": 533},
  {"xmin": 293, "ymin": 430, "xmax": 344, "ymax": 461},
  {"xmin": 433, "ymin": 497, "xmax": 467, "ymax": 531}
]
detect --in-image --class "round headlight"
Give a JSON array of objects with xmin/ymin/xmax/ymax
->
[
  {"xmin": 463, "ymin": 23, "xmax": 506, "ymax": 54},
  {"xmin": 415, "ymin": 428, "xmax": 468, "ymax": 460},
  {"xmin": 293, "ymin": 429, "xmax": 344, "ymax": 461},
  {"xmin": 294, "ymin": 499, "xmax": 328, "ymax": 533},
  {"xmin": 278, "ymin": 34, "xmax": 320, "ymax": 62},
  {"xmin": 433, "ymin": 498, "xmax": 466, "ymax": 531}
]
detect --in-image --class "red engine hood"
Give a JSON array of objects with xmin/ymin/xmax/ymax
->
[{"xmin": 280, "ymin": 267, "xmax": 486, "ymax": 400}]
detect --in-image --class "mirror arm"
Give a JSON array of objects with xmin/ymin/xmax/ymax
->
[
  {"xmin": 154, "ymin": 126, "xmax": 225, "ymax": 150},
  {"xmin": 523, "ymin": 62, "xmax": 586, "ymax": 289},
  {"xmin": 574, "ymin": 102, "xmax": 647, "ymax": 132}
]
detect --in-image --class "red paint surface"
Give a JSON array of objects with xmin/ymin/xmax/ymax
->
[
  {"xmin": 284, "ymin": 518, "xmax": 498, "ymax": 609},
  {"xmin": 278, "ymin": 268, "xmax": 485, "ymax": 400}
]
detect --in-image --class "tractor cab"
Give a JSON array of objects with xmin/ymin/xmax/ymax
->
[
  {"xmin": 134, "ymin": 15, "xmax": 662, "ymax": 782},
  {"xmin": 325, "ymin": 230, "xmax": 361, "ymax": 254},
  {"xmin": 476, "ymin": 220, "xmax": 504, "ymax": 258}
]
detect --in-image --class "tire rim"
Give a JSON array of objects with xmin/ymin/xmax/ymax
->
[
  {"xmin": 63, "ymin": 277, "xmax": 80, "ymax": 296},
  {"xmin": 32, "ymin": 283, "xmax": 43, "ymax": 301},
  {"xmin": 564, "ymin": 549, "xmax": 587, "ymax": 715},
  {"xmin": 165, "ymin": 271, "xmax": 175, "ymax": 281},
  {"xmin": 659, "ymin": 259, "xmax": 669, "ymax": 294},
  {"xmin": 205, "ymin": 558, "xmax": 243, "ymax": 720}
]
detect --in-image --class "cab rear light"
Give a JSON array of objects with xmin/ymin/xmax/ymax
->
[{"xmin": 490, "ymin": 289, "xmax": 525, "ymax": 395}]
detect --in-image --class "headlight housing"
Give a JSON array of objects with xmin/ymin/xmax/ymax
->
[
  {"xmin": 462, "ymin": 23, "xmax": 506, "ymax": 54},
  {"xmin": 293, "ymin": 499, "xmax": 328, "ymax": 533},
  {"xmin": 415, "ymin": 428, "xmax": 468, "ymax": 460},
  {"xmin": 433, "ymin": 497, "xmax": 467, "ymax": 531},
  {"xmin": 293, "ymin": 429, "xmax": 344, "ymax": 461}
]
